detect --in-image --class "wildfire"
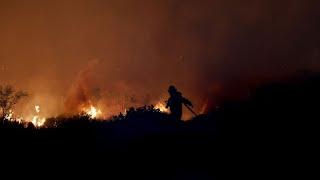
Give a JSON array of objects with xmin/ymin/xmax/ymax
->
[
  {"xmin": 4, "ymin": 110, "xmax": 14, "ymax": 121},
  {"xmin": 35, "ymin": 105, "xmax": 40, "ymax": 113},
  {"xmin": 32, "ymin": 116, "xmax": 46, "ymax": 127},
  {"xmin": 31, "ymin": 105, "xmax": 46, "ymax": 127},
  {"xmin": 83, "ymin": 105, "xmax": 102, "ymax": 119},
  {"xmin": 4, "ymin": 109, "xmax": 22, "ymax": 123},
  {"xmin": 155, "ymin": 102, "xmax": 169, "ymax": 113},
  {"xmin": 3, "ymin": 105, "xmax": 46, "ymax": 127},
  {"xmin": 16, "ymin": 117, "xmax": 23, "ymax": 124}
]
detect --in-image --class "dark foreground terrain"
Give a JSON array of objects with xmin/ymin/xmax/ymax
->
[{"xmin": 0, "ymin": 72, "xmax": 318, "ymax": 179}]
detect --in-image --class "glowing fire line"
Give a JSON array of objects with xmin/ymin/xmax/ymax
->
[
  {"xmin": 31, "ymin": 105, "xmax": 46, "ymax": 127},
  {"xmin": 83, "ymin": 105, "xmax": 102, "ymax": 119},
  {"xmin": 155, "ymin": 102, "xmax": 169, "ymax": 113},
  {"xmin": 4, "ymin": 105, "xmax": 46, "ymax": 127}
]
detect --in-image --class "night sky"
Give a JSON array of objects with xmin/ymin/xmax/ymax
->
[{"xmin": 1, "ymin": 0, "xmax": 320, "ymax": 119}]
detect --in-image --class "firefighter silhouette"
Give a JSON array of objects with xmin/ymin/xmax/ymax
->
[{"xmin": 166, "ymin": 85, "xmax": 193, "ymax": 121}]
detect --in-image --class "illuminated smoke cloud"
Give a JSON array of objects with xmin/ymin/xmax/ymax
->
[{"xmin": 0, "ymin": 0, "xmax": 320, "ymax": 118}]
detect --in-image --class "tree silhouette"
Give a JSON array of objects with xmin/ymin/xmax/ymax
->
[{"xmin": 0, "ymin": 85, "xmax": 28, "ymax": 118}]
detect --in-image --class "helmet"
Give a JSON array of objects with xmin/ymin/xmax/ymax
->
[{"xmin": 168, "ymin": 85, "xmax": 177, "ymax": 93}]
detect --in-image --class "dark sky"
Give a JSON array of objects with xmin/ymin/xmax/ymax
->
[{"xmin": 1, "ymin": 0, "xmax": 320, "ymax": 119}]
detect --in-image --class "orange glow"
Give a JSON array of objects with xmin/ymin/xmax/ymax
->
[
  {"xmin": 83, "ymin": 105, "xmax": 102, "ymax": 119},
  {"xmin": 32, "ymin": 116, "xmax": 46, "ymax": 127},
  {"xmin": 4, "ymin": 110, "xmax": 14, "ymax": 121},
  {"xmin": 31, "ymin": 105, "xmax": 46, "ymax": 127},
  {"xmin": 155, "ymin": 102, "xmax": 169, "ymax": 113}
]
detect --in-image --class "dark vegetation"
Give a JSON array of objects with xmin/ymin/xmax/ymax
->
[{"xmin": 0, "ymin": 72, "xmax": 318, "ymax": 179}]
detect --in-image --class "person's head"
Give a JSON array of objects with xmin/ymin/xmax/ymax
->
[{"xmin": 168, "ymin": 85, "xmax": 177, "ymax": 95}]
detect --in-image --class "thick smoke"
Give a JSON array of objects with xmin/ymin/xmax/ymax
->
[
  {"xmin": 0, "ymin": 0, "xmax": 320, "ymax": 118},
  {"xmin": 64, "ymin": 60, "xmax": 100, "ymax": 115}
]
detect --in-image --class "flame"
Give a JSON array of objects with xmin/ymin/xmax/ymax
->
[
  {"xmin": 83, "ymin": 105, "xmax": 102, "ymax": 119},
  {"xmin": 31, "ymin": 105, "xmax": 46, "ymax": 127},
  {"xmin": 35, "ymin": 105, "xmax": 40, "ymax": 113},
  {"xmin": 155, "ymin": 102, "xmax": 169, "ymax": 113},
  {"xmin": 4, "ymin": 110, "xmax": 14, "ymax": 121},
  {"xmin": 16, "ymin": 117, "xmax": 23, "ymax": 124},
  {"xmin": 2, "ymin": 105, "xmax": 46, "ymax": 127},
  {"xmin": 4, "ymin": 110, "xmax": 24, "ymax": 124},
  {"xmin": 32, "ymin": 116, "xmax": 46, "ymax": 127}
]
